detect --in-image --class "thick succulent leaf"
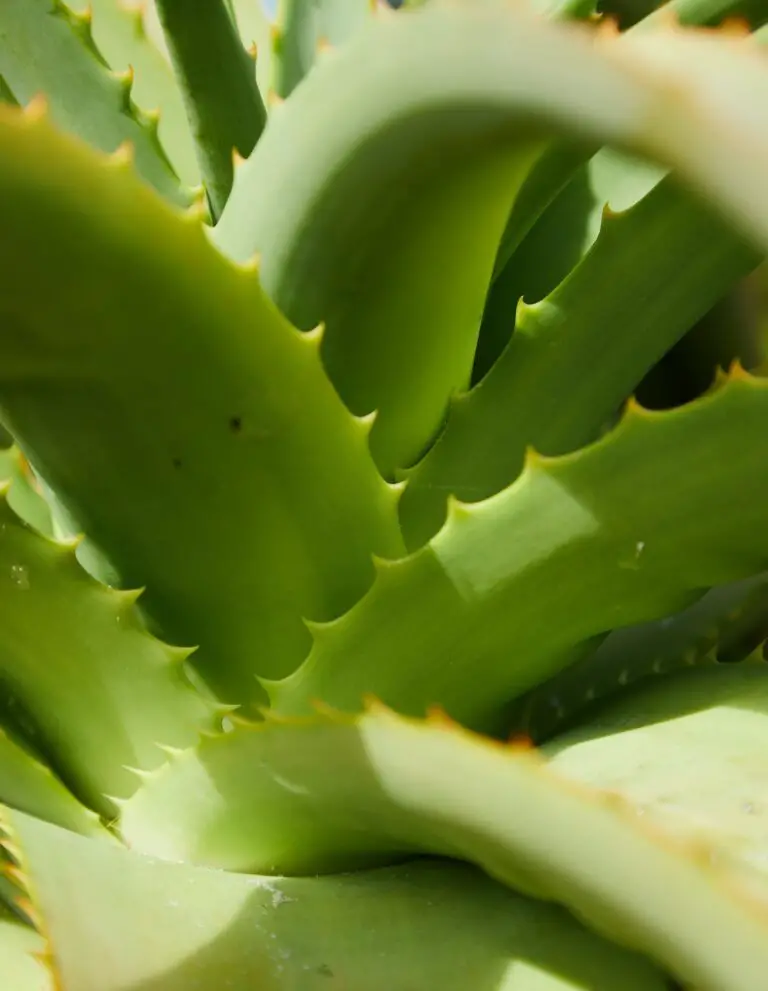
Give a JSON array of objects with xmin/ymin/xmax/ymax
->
[
  {"xmin": 514, "ymin": 575, "xmax": 768, "ymax": 740},
  {"xmin": 69, "ymin": 0, "xmax": 199, "ymax": 185},
  {"xmin": 0, "ymin": 0, "xmax": 190, "ymax": 205},
  {"xmin": 267, "ymin": 374, "xmax": 768, "ymax": 731},
  {"xmin": 154, "ymin": 0, "xmax": 266, "ymax": 218},
  {"xmin": 0, "ymin": 102, "xmax": 404, "ymax": 703},
  {"xmin": 0, "ymin": 496, "xmax": 214, "ymax": 817},
  {"xmin": 0, "ymin": 811, "xmax": 667, "ymax": 991},
  {"xmin": 122, "ymin": 701, "xmax": 768, "ymax": 990},
  {"xmin": 401, "ymin": 177, "xmax": 760, "ymax": 546},
  {"xmin": 543, "ymin": 660, "xmax": 768, "ymax": 904},
  {"xmin": 216, "ymin": 9, "xmax": 768, "ymax": 479},
  {"xmin": 0, "ymin": 904, "xmax": 52, "ymax": 991},
  {"xmin": 0, "ymin": 447, "xmax": 53, "ymax": 537},
  {"xmin": 0, "ymin": 727, "xmax": 105, "ymax": 838},
  {"xmin": 271, "ymin": 0, "xmax": 375, "ymax": 98}
]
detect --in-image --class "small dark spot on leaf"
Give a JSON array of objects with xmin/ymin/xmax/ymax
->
[
  {"xmin": 317, "ymin": 964, "xmax": 333, "ymax": 978},
  {"xmin": 172, "ymin": 457, "xmax": 182, "ymax": 469},
  {"xmin": 229, "ymin": 416, "xmax": 242, "ymax": 433}
]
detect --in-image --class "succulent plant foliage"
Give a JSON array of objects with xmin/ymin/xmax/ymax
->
[{"xmin": 2, "ymin": 0, "xmax": 768, "ymax": 989}]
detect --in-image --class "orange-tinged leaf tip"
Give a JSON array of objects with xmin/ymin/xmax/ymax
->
[
  {"xmin": 247, "ymin": 42, "xmax": 258, "ymax": 60},
  {"xmin": 508, "ymin": 732, "xmax": 535, "ymax": 750},
  {"xmin": 601, "ymin": 202, "xmax": 624, "ymax": 223},
  {"xmin": 232, "ymin": 147, "xmax": 247, "ymax": 169},
  {"xmin": 267, "ymin": 90, "xmax": 285, "ymax": 110},
  {"xmin": 425, "ymin": 704, "xmax": 455, "ymax": 728},
  {"xmin": 24, "ymin": 94, "xmax": 48, "ymax": 121},
  {"xmin": 650, "ymin": 5, "xmax": 680, "ymax": 28},
  {"xmin": 719, "ymin": 16, "xmax": 751, "ymax": 35},
  {"xmin": 596, "ymin": 15, "xmax": 620, "ymax": 36},
  {"xmin": 316, "ymin": 36, "xmax": 333, "ymax": 55}
]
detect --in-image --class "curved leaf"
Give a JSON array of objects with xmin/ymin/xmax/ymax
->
[
  {"xmin": 216, "ymin": 8, "xmax": 768, "ymax": 480},
  {"xmin": 1, "ymin": 810, "xmax": 667, "ymax": 991},
  {"xmin": 121, "ymin": 696, "xmax": 768, "ymax": 991}
]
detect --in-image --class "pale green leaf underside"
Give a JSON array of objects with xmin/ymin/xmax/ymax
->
[
  {"xmin": 269, "ymin": 375, "xmax": 768, "ymax": 732},
  {"xmin": 0, "ymin": 0, "xmax": 189, "ymax": 204},
  {"xmin": 0, "ymin": 905, "xmax": 51, "ymax": 991},
  {"xmin": 0, "ymin": 810, "xmax": 667, "ymax": 991},
  {"xmin": 544, "ymin": 662, "xmax": 768, "ymax": 908},
  {"xmin": 0, "ymin": 104, "xmax": 403, "ymax": 706},
  {"xmin": 122, "ymin": 683, "xmax": 768, "ymax": 991}
]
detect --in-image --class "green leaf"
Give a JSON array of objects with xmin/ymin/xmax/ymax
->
[
  {"xmin": 215, "ymin": 8, "xmax": 768, "ymax": 481},
  {"xmin": 0, "ymin": 102, "xmax": 404, "ymax": 704},
  {"xmin": 543, "ymin": 660, "xmax": 768, "ymax": 903},
  {"xmin": 70, "ymin": 0, "xmax": 200, "ymax": 185},
  {"xmin": 0, "ymin": 0, "xmax": 190, "ymax": 205},
  {"xmin": 0, "ymin": 447, "xmax": 53, "ymax": 537},
  {"xmin": 0, "ymin": 726, "xmax": 106, "ymax": 838},
  {"xmin": 0, "ymin": 904, "xmax": 52, "ymax": 991},
  {"xmin": 513, "ymin": 574, "xmax": 768, "ymax": 741},
  {"xmin": 269, "ymin": 374, "xmax": 768, "ymax": 732},
  {"xmin": 271, "ymin": 0, "xmax": 375, "ymax": 98},
  {"xmin": 120, "ymin": 699, "xmax": 768, "ymax": 991},
  {"xmin": 400, "ymin": 176, "xmax": 760, "ymax": 547},
  {"xmin": 0, "ymin": 809, "xmax": 668, "ymax": 991},
  {"xmin": 0, "ymin": 496, "xmax": 214, "ymax": 817},
  {"xmin": 153, "ymin": 0, "xmax": 266, "ymax": 218}
]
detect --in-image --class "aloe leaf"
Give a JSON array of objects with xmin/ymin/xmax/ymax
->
[
  {"xmin": 122, "ymin": 698, "xmax": 768, "ymax": 990},
  {"xmin": 0, "ymin": 102, "xmax": 404, "ymax": 703},
  {"xmin": 0, "ymin": 904, "xmax": 52, "ymax": 991},
  {"xmin": 543, "ymin": 660, "xmax": 768, "ymax": 903},
  {"xmin": 0, "ymin": 0, "xmax": 190, "ymax": 205},
  {"xmin": 0, "ymin": 727, "xmax": 105, "ymax": 838},
  {"xmin": 0, "ymin": 810, "xmax": 668, "ymax": 991},
  {"xmin": 0, "ymin": 495, "xmax": 214, "ymax": 817},
  {"xmin": 269, "ymin": 374, "xmax": 768, "ymax": 732},
  {"xmin": 215, "ymin": 9, "xmax": 768, "ymax": 480},
  {"xmin": 400, "ymin": 179, "xmax": 760, "ymax": 547},
  {"xmin": 154, "ymin": 0, "xmax": 266, "ymax": 218},
  {"xmin": 68, "ymin": 0, "xmax": 200, "ymax": 185},
  {"xmin": 0, "ymin": 448, "xmax": 53, "ymax": 537},
  {"xmin": 514, "ymin": 574, "xmax": 768, "ymax": 741},
  {"xmin": 271, "ymin": 0, "xmax": 375, "ymax": 99}
]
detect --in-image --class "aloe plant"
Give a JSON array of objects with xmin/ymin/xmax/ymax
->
[{"xmin": 4, "ymin": 0, "xmax": 768, "ymax": 988}]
